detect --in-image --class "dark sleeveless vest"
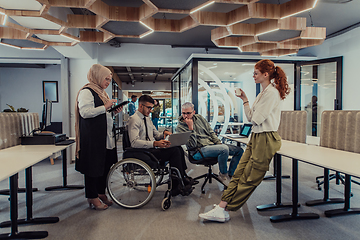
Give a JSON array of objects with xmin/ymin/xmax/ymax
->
[{"xmin": 75, "ymin": 87, "xmax": 108, "ymax": 177}]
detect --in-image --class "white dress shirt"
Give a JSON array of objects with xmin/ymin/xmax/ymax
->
[
  {"xmin": 127, "ymin": 110, "xmax": 163, "ymax": 148},
  {"xmin": 78, "ymin": 89, "xmax": 115, "ymax": 149},
  {"xmin": 244, "ymin": 83, "xmax": 281, "ymax": 133}
]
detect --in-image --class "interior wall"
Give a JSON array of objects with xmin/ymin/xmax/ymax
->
[
  {"xmin": 299, "ymin": 26, "xmax": 360, "ymax": 110},
  {"xmin": 0, "ymin": 65, "xmax": 62, "ymax": 122},
  {"xmin": 68, "ymin": 58, "xmax": 99, "ymax": 139}
]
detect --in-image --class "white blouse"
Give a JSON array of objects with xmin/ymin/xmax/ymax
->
[
  {"xmin": 244, "ymin": 83, "xmax": 281, "ymax": 133},
  {"xmin": 78, "ymin": 89, "xmax": 115, "ymax": 149}
]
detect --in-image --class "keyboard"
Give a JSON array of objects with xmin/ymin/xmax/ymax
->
[{"xmin": 55, "ymin": 139, "xmax": 75, "ymax": 146}]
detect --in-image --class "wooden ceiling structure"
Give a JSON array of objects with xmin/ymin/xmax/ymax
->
[{"xmin": 0, "ymin": 0, "xmax": 325, "ymax": 56}]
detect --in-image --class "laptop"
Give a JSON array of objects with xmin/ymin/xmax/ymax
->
[
  {"xmin": 226, "ymin": 123, "xmax": 252, "ymax": 138},
  {"xmin": 167, "ymin": 131, "xmax": 191, "ymax": 147}
]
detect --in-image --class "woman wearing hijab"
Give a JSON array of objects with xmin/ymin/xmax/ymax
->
[{"xmin": 75, "ymin": 64, "xmax": 122, "ymax": 210}]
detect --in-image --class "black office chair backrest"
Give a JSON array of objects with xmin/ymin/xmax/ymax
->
[
  {"xmin": 122, "ymin": 126, "xmax": 160, "ymax": 169},
  {"xmin": 122, "ymin": 127, "xmax": 131, "ymax": 150}
]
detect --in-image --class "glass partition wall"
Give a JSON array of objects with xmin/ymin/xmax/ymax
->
[
  {"xmin": 197, "ymin": 61, "xmax": 294, "ymax": 135},
  {"xmin": 172, "ymin": 57, "xmax": 342, "ymax": 138},
  {"xmin": 298, "ymin": 57, "xmax": 342, "ymax": 137}
]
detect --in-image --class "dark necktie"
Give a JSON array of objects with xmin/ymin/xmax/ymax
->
[{"xmin": 143, "ymin": 117, "xmax": 150, "ymax": 141}]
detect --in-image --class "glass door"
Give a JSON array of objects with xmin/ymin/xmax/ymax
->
[{"xmin": 299, "ymin": 57, "xmax": 342, "ymax": 137}]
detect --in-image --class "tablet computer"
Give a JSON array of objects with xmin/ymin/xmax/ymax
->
[{"xmin": 107, "ymin": 101, "xmax": 129, "ymax": 112}]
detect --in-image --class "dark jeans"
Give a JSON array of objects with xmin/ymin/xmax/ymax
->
[
  {"xmin": 84, "ymin": 149, "xmax": 116, "ymax": 199},
  {"xmin": 146, "ymin": 146, "xmax": 187, "ymax": 178}
]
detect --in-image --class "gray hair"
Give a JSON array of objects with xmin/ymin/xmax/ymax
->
[{"xmin": 181, "ymin": 102, "xmax": 194, "ymax": 110}]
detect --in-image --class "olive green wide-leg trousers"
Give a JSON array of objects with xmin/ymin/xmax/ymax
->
[{"xmin": 221, "ymin": 131, "xmax": 281, "ymax": 211}]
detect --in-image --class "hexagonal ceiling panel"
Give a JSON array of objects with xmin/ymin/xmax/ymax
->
[{"xmin": 2, "ymin": 0, "xmax": 354, "ymax": 56}]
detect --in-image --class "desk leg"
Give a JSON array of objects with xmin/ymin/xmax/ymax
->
[
  {"xmin": 325, "ymin": 174, "xmax": 360, "ymax": 217},
  {"xmin": 257, "ymin": 154, "xmax": 294, "ymax": 211},
  {"xmin": 270, "ymin": 158, "xmax": 319, "ymax": 223},
  {"xmin": 305, "ymin": 168, "xmax": 344, "ymax": 206},
  {"xmin": 45, "ymin": 149, "xmax": 84, "ymax": 191},
  {"xmin": 0, "ymin": 167, "xmax": 59, "ymax": 228},
  {"xmin": 263, "ymin": 155, "xmax": 290, "ymax": 180},
  {"xmin": 0, "ymin": 174, "xmax": 48, "ymax": 239},
  {"xmin": 0, "ymin": 170, "xmax": 38, "ymax": 197},
  {"xmin": 0, "ymin": 188, "xmax": 38, "ymax": 196}
]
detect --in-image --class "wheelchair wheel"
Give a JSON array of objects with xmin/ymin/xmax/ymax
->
[
  {"xmin": 107, "ymin": 158, "xmax": 156, "ymax": 209},
  {"xmin": 161, "ymin": 197, "xmax": 171, "ymax": 211}
]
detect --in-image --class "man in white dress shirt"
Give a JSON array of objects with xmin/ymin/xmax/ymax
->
[{"xmin": 127, "ymin": 95, "xmax": 195, "ymax": 196}]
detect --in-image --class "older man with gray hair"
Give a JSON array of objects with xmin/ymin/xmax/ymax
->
[{"xmin": 176, "ymin": 102, "xmax": 243, "ymax": 186}]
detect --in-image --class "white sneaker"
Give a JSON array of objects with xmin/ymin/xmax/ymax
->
[
  {"xmin": 218, "ymin": 172, "xmax": 231, "ymax": 186},
  {"xmin": 199, "ymin": 204, "xmax": 230, "ymax": 222}
]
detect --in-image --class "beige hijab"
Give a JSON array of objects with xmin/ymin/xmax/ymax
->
[{"xmin": 75, "ymin": 64, "xmax": 112, "ymax": 158}]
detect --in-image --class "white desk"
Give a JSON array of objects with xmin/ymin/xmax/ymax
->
[
  {"xmin": 221, "ymin": 134, "xmax": 360, "ymax": 222},
  {"xmin": 0, "ymin": 143, "xmax": 79, "ymax": 239},
  {"xmin": 0, "ymin": 147, "xmax": 54, "ymax": 239},
  {"xmin": 0, "ymin": 149, "xmax": 52, "ymax": 183}
]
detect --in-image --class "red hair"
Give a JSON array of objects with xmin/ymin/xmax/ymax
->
[{"xmin": 255, "ymin": 59, "xmax": 290, "ymax": 100}]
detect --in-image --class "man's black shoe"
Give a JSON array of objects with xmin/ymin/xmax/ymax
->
[{"xmin": 184, "ymin": 177, "xmax": 199, "ymax": 186}]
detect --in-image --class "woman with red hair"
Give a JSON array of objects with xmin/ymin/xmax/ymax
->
[{"xmin": 199, "ymin": 59, "xmax": 290, "ymax": 222}]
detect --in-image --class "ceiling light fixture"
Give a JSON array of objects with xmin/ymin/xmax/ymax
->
[
  {"xmin": 190, "ymin": 1, "xmax": 215, "ymax": 14},
  {"xmin": 139, "ymin": 22, "xmax": 154, "ymax": 38},
  {"xmin": 238, "ymin": 47, "xmax": 243, "ymax": 52},
  {"xmin": 281, "ymin": 8, "xmax": 312, "ymax": 19},
  {"xmin": 140, "ymin": 30, "xmax": 154, "ymax": 38},
  {"xmin": 140, "ymin": 21, "xmax": 153, "ymax": 31},
  {"xmin": 257, "ymin": 28, "xmax": 280, "ymax": 36},
  {"xmin": 60, "ymin": 33, "xmax": 80, "ymax": 42},
  {"xmin": 21, "ymin": 47, "xmax": 45, "ymax": 51},
  {"xmin": 313, "ymin": 0, "xmax": 319, "ymax": 8},
  {"xmin": 217, "ymin": 45, "xmax": 238, "ymax": 48},
  {"xmin": 300, "ymin": 36, "xmax": 324, "ymax": 39},
  {"xmin": 1, "ymin": 15, "xmax": 7, "ymax": 25}
]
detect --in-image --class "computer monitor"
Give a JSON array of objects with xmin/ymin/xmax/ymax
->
[{"xmin": 41, "ymin": 99, "xmax": 52, "ymax": 130}]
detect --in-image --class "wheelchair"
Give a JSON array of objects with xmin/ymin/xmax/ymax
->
[{"xmin": 106, "ymin": 127, "xmax": 186, "ymax": 210}]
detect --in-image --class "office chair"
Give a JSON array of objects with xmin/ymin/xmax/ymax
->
[
  {"xmin": 187, "ymin": 147, "xmax": 227, "ymax": 194},
  {"xmin": 316, "ymin": 171, "xmax": 360, "ymax": 191}
]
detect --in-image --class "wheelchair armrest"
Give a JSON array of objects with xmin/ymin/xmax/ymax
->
[{"xmin": 124, "ymin": 147, "xmax": 160, "ymax": 165}]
